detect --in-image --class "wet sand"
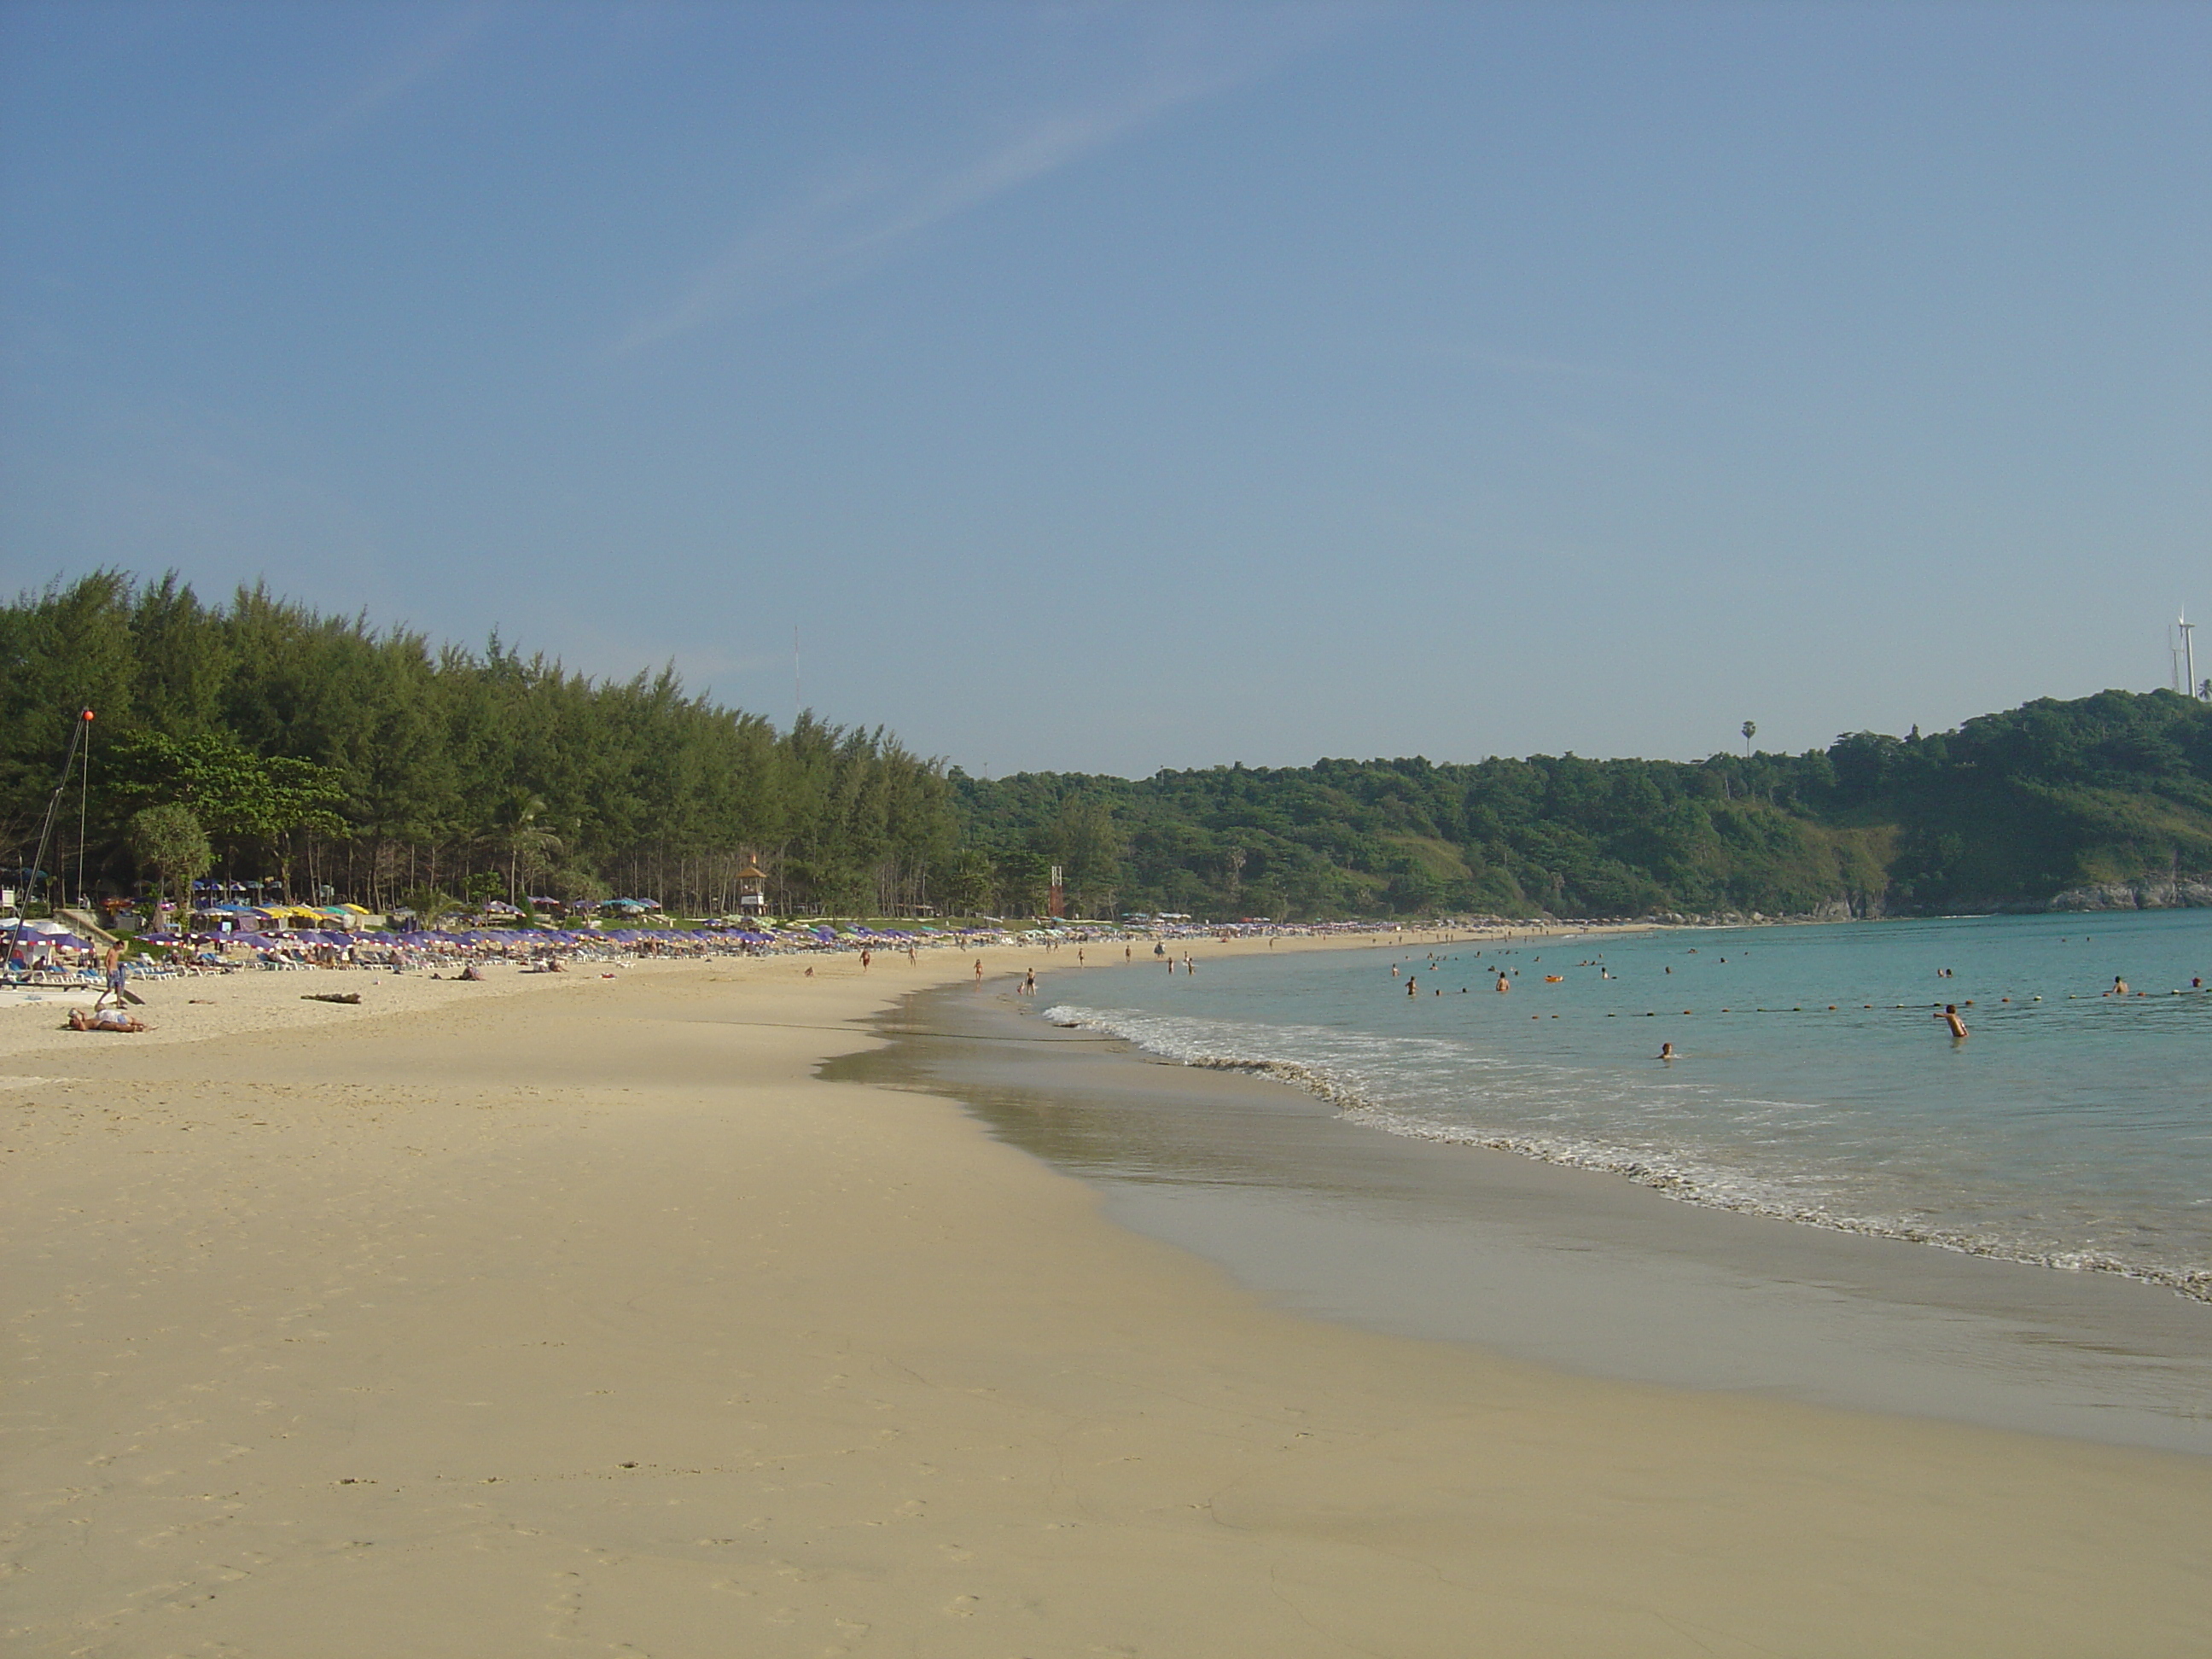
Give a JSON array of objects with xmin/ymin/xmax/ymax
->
[
  {"xmin": 852, "ymin": 982, "xmax": 2212, "ymax": 1454},
  {"xmin": 6, "ymin": 946, "xmax": 2211, "ymax": 1656}
]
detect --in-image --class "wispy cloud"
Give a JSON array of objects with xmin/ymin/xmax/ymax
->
[
  {"xmin": 614, "ymin": 9, "xmax": 1357, "ymax": 353},
  {"xmin": 277, "ymin": 1, "xmax": 504, "ymax": 161}
]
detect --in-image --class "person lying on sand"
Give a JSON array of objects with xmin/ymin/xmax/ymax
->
[{"xmin": 67, "ymin": 1006, "xmax": 149, "ymax": 1033}]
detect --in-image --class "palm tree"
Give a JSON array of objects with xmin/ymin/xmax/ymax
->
[
  {"xmin": 491, "ymin": 791, "xmax": 562, "ymax": 905},
  {"xmin": 1741, "ymin": 719, "xmax": 1756, "ymax": 758}
]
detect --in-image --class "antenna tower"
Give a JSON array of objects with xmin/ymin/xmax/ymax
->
[{"xmin": 2181, "ymin": 613, "xmax": 2200, "ymax": 701}]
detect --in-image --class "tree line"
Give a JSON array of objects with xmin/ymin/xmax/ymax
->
[
  {"xmin": 0, "ymin": 573, "xmax": 956, "ymax": 918},
  {"xmin": 7, "ymin": 573, "xmax": 2209, "ymax": 922}
]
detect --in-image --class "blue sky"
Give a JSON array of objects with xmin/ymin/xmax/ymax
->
[{"xmin": 3, "ymin": 1, "xmax": 2206, "ymax": 775}]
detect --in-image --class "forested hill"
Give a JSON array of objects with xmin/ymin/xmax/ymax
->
[
  {"xmin": 5, "ymin": 573, "xmax": 2211, "ymax": 921},
  {"xmin": 952, "ymin": 690, "xmax": 2212, "ymax": 920}
]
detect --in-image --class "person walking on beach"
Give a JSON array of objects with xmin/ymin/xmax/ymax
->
[
  {"xmin": 96, "ymin": 940, "xmax": 127, "ymax": 1011},
  {"xmin": 859, "ymin": 949, "xmax": 871, "ymax": 973},
  {"xmin": 1022, "ymin": 968, "xmax": 1036, "ymax": 997},
  {"xmin": 974, "ymin": 958, "xmax": 983, "ymax": 985}
]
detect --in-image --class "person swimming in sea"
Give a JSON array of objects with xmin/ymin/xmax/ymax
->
[
  {"xmin": 1657, "ymin": 1042, "xmax": 1675, "ymax": 1062},
  {"xmin": 1936, "ymin": 1004, "xmax": 1968, "ymax": 1039},
  {"xmin": 1494, "ymin": 971, "xmax": 1511, "ymax": 993}
]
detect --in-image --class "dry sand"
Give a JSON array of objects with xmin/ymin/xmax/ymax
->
[{"xmin": 5, "ymin": 940, "xmax": 2210, "ymax": 1656}]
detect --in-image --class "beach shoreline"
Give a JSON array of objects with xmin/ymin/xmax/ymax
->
[
  {"xmin": 853, "ymin": 975, "xmax": 2212, "ymax": 1454},
  {"xmin": 7, "ymin": 940, "xmax": 2211, "ymax": 1655}
]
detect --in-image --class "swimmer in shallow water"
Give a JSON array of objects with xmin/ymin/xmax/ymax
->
[
  {"xmin": 1936, "ymin": 1004, "xmax": 1968, "ymax": 1039},
  {"xmin": 1657, "ymin": 1042, "xmax": 1674, "ymax": 1062}
]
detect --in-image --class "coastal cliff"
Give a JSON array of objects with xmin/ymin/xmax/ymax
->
[{"xmin": 2047, "ymin": 874, "xmax": 2212, "ymax": 911}]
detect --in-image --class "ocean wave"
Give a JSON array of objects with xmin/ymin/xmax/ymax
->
[{"xmin": 1040, "ymin": 1002, "xmax": 2212, "ymax": 1304}]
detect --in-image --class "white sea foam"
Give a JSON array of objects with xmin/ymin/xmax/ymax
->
[{"xmin": 1042, "ymin": 999, "xmax": 2212, "ymax": 1303}]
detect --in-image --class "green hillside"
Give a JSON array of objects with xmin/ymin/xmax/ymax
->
[{"xmin": 950, "ymin": 691, "xmax": 2212, "ymax": 920}]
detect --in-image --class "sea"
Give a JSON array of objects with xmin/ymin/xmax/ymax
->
[{"xmin": 1045, "ymin": 908, "xmax": 2212, "ymax": 1304}]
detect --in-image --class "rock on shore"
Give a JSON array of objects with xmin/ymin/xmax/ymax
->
[{"xmin": 2047, "ymin": 874, "xmax": 2212, "ymax": 911}]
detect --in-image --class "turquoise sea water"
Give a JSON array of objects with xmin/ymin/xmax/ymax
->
[{"xmin": 1045, "ymin": 910, "xmax": 2212, "ymax": 1300}]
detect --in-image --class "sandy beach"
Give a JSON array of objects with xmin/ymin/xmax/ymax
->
[{"xmin": 7, "ymin": 938, "xmax": 2211, "ymax": 1656}]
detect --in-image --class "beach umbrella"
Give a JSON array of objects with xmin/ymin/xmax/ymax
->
[{"xmin": 20, "ymin": 930, "xmax": 91, "ymax": 949}]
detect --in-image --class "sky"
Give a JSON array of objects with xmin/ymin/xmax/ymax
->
[{"xmin": 2, "ymin": 1, "xmax": 2207, "ymax": 777}]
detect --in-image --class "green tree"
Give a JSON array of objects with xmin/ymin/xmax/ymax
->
[
  {"xmin": 934, "ymin": 847, "xmax": 996, "ymax": 917},
  {"xmin": 127, "ymin": 804, "xmax": 212, "ymax": 932},
  {"xmin": 1049, "ymin": 792, "xmax": 1124, "ymax": 917},
  {"xmin": 489, "ymin": 790, "xmax": 562, "ymax": 903},
  {"xmin": 108, "ymin": 730, "xmax": 348, "ymax": 899}
]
